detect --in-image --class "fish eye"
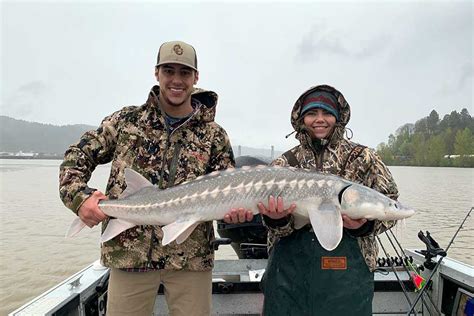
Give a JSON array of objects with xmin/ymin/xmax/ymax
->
[{"xmin": 394, "ymin": 203, "xmax": 398, "ymax": 209}]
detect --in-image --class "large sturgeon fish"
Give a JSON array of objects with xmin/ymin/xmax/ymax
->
[{"xmin": 67, "ymin": 166, "xmax": 415, "ymax": 251}]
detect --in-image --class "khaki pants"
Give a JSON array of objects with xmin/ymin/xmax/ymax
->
[{"xmin": 106, "ymin": 268, "xmax": 212, "ymax": 316}]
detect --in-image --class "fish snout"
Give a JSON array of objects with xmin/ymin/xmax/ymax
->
[{"xmin": 390, "ymin": 201, "xmax": 415, "ymax": 219}]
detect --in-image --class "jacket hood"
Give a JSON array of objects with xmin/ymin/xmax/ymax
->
[
  {"xmin": 290, "ymin": 84, "xmax": 351, "ymax": 147},
  {"xmin": 147, "ymin": 85, "xmax": 218, "ymax": 122}
]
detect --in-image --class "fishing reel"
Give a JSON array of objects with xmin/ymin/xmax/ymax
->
[
  {"xmin": 377, "ymin": 255, "xmax": 413, "ymax": 267},
  {"xmin": 416, "ymin": 231, "xmax": 447, "ymax": 270}
]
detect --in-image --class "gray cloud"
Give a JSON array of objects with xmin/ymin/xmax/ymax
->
[
  {"xmin": 459, "ymin": 63, "xmax": 473, "ymax": 88},
  {"xmin": 2, "ymin": 81, "xmax": 48, "ymax": 119},
  {"xmin": 297, "ymin": 25, "xmax": 390, "ymax": 62},
  {"xmin": 353, "ymin": 35, "xmax": 391, "ymax": 59},
  {"xmin": 434, "ymin": 62, "xmax": 473, "ymax": 97},
  {"xmin": 298, "ymin": 26, "xmax": 349, "ymax": 61},
  {"xmin": 17, "ymin": 81, "xmax": 47, "ymax": 95}
]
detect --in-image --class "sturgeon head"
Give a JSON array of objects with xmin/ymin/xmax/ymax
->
[
  {"xmin": 297, "ymin": 178, "xmax": 415, "ymax": 252},
  {"xmin": 339, "ymin": 183, "xmax": 415, "ymax": 221}
]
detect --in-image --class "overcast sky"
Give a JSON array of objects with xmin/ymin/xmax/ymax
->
[{"xmin": 1, "ymin": 0, "xmax": 472, "ymax": 151}]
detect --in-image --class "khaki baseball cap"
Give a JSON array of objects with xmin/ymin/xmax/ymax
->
[{"xmin": 156, "ymin": 41, "xmax": 198, "ymax": 71}]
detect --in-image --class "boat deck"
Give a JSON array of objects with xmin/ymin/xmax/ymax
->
[{"xmin": 9, "ymin": 251, "xmax": 474, "ymax": 315}]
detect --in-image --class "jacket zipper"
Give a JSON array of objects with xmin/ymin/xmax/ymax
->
[
  {"xmin": 147, "ymin": 104, "xmax": 202, "ymax": 266},
  {"xmin": 317, "ymin": 151, "xmax": 324, "ymax": 172},
  {"xmin": 161, "ymin": 105, "xmax": 200, "ymax": 187},
  {"xmin": 158, "ymin": 134, "xmax": 171, "ymax": 190},
  {"xmin": 310, "ymin": 142, "xmax": 324, "ymax": 172},
  {"xmin": 168, "ymin": 143, "xmax": 181, "ymax": 187}
]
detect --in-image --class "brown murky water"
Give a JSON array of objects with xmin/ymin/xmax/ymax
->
[{"xmin": 0, "ymin": 160, "xmax": 472, "ymax": 314}]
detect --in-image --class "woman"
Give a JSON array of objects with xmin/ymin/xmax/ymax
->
[{"xmin": 258, "ymin": 85, "xmax": 399, "ymax": 316}]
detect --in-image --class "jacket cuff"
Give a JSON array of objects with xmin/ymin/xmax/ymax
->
[
  {"xmin": 71, "ymin": 188, "xmax": 96, "ymax": 215},
  {"xmin": 346, "ymin": 220, "xmax": 375, "ymax": 237}
]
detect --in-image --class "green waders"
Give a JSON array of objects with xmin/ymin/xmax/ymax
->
[{"xmin": 262, "ymin": 227, "xmax": 374, "ymax": 316}]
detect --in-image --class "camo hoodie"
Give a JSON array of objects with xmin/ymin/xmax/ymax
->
[
  {"xmin": 59, "ymin": 85, "xmax": 234, "ymax": 271},
  {"xmin": 264, "ymin": 84, "xmax": 398, "ymax": 271}
]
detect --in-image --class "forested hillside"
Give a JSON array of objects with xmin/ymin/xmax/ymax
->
[
  {"xmin": 377, "ymin": 108, "xmax": 474, "ymax": 167},
  {"xmin": 0, "ymin": 116, "xmax": 278, "ymax": 158},
  {"xmin": 0, "ymin": 116, "xmax": 96, "ymax": 154}
]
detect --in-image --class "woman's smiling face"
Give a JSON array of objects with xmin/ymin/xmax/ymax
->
[{"xmin": 303, "ymin": 108, "xmax": 337, "ymax": 139}]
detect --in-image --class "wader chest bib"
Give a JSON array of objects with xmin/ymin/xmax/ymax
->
[{"xmin": 262, "ymin": 228, "xmax": 374, "ymax": 316}]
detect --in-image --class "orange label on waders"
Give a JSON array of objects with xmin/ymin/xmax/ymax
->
[{"xmin": 321, "ymin": 256, "xmax": 347, "ymax": 270}]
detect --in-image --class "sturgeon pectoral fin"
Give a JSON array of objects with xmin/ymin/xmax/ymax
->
[
  {"xmin": 66, "ymin": 217, "xmax": 87, "ymax": 237},
  {"xmin": 101, "ymin": 219, "xmax": 136, "ymax": 243},
  {"xmin": 308, "ymin": 203, "xmax": 343, "ymax": 251},
  {"xmin": 120, "ymin": 168, "xmax": 154, "ymax": 198},
  {"xmin": 162, "ymin": 220, "xmax": 200, "ymax": 246},
  {"xmin": 176, "ymin": 222, "xmax": 201, "ymax": 244}
]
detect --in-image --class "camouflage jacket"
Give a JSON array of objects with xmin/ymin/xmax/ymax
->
[
  {"xmin": 59, "ymin": 86, "xmax": 234, "ymax": 271},
  {"xmin": 264, "ymin": 85, "xmax": 399, "ymax": 271}
]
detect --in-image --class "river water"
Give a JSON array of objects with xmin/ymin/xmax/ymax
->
[{"xmin": 0, "ymin": 159, "xmax": 472, "ymax": 314}]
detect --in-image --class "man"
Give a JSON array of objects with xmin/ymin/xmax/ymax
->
[{"xmin": 59, "ymin": 40, "xmax": 249, "ymax": 316}]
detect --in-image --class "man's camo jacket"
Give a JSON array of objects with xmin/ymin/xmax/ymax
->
[
  {"xmin": 59, "ymin": 85, "xmax": 235, "ymax": 271},
  {"xmin": 264, "ymin": 84, "xmax": 399, "ymax": 271}
]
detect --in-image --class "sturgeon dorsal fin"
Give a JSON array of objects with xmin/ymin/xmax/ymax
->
[
  {"xmin": 309, "ymin": 202, "xmax": 343, "ymax": 251},
  {"xmin": 121, "ymin": 168, "xmax": 154, "ymax": 198}
]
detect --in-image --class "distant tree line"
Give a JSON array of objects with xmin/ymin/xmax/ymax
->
[
  {"xmin": 377, "ymin": 108, "xmax": 474, "ymax": 167},
  {"xmin": 0, "ymin": 116, "xmax": 96, "ymax": 154},
  {"xmin": 0, "ymin": 116, "xmax": 281, "ymax": 159},
  {"xmin": 2, "ymin": 113, "xmax": 473, "ymax": 167}
]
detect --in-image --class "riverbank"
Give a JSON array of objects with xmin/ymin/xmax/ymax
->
[
  {"xmin": 2, "ymin": 156, "xmax": 474, "ymax": 167},
  {"xmin": 0, "ymin": 155, "xmax": 62, "ymax": 160}
]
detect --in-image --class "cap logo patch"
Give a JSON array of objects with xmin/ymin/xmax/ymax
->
[{"xmin": 173, "ymin": 44, "xmax": 184, "ymax": 55}]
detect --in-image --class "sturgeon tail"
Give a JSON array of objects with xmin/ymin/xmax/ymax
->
[{"xmin": 66, "ymin": 217, "xmax": 87, "ymax": 238}]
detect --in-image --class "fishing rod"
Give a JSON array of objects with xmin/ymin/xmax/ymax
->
[
  {"xmin": 406, "ymin": 207, "xmax": 473, "ymax": 315},
  {"xmin": 384, "ymin": 229, "xmax": 441, "ymax": 315},
  {"xmin": 380, "ymin": 226, "xmax": 432, "ymax": 312},
  {"xmin": 377, "ymin": 232, "xmax": 436, "ymax": 316},
  {"xmin": 375, "ymin": 232, "xmax": 426, "ymax": 316}
]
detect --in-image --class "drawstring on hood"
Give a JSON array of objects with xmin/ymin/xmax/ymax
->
[
  {"xmin": 345, "ymin": 127, "xmax": 354, "ymax": 140},
  {"xmin": 285, "ymin": 130, "xmax": 297, "ymax": 139}
]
